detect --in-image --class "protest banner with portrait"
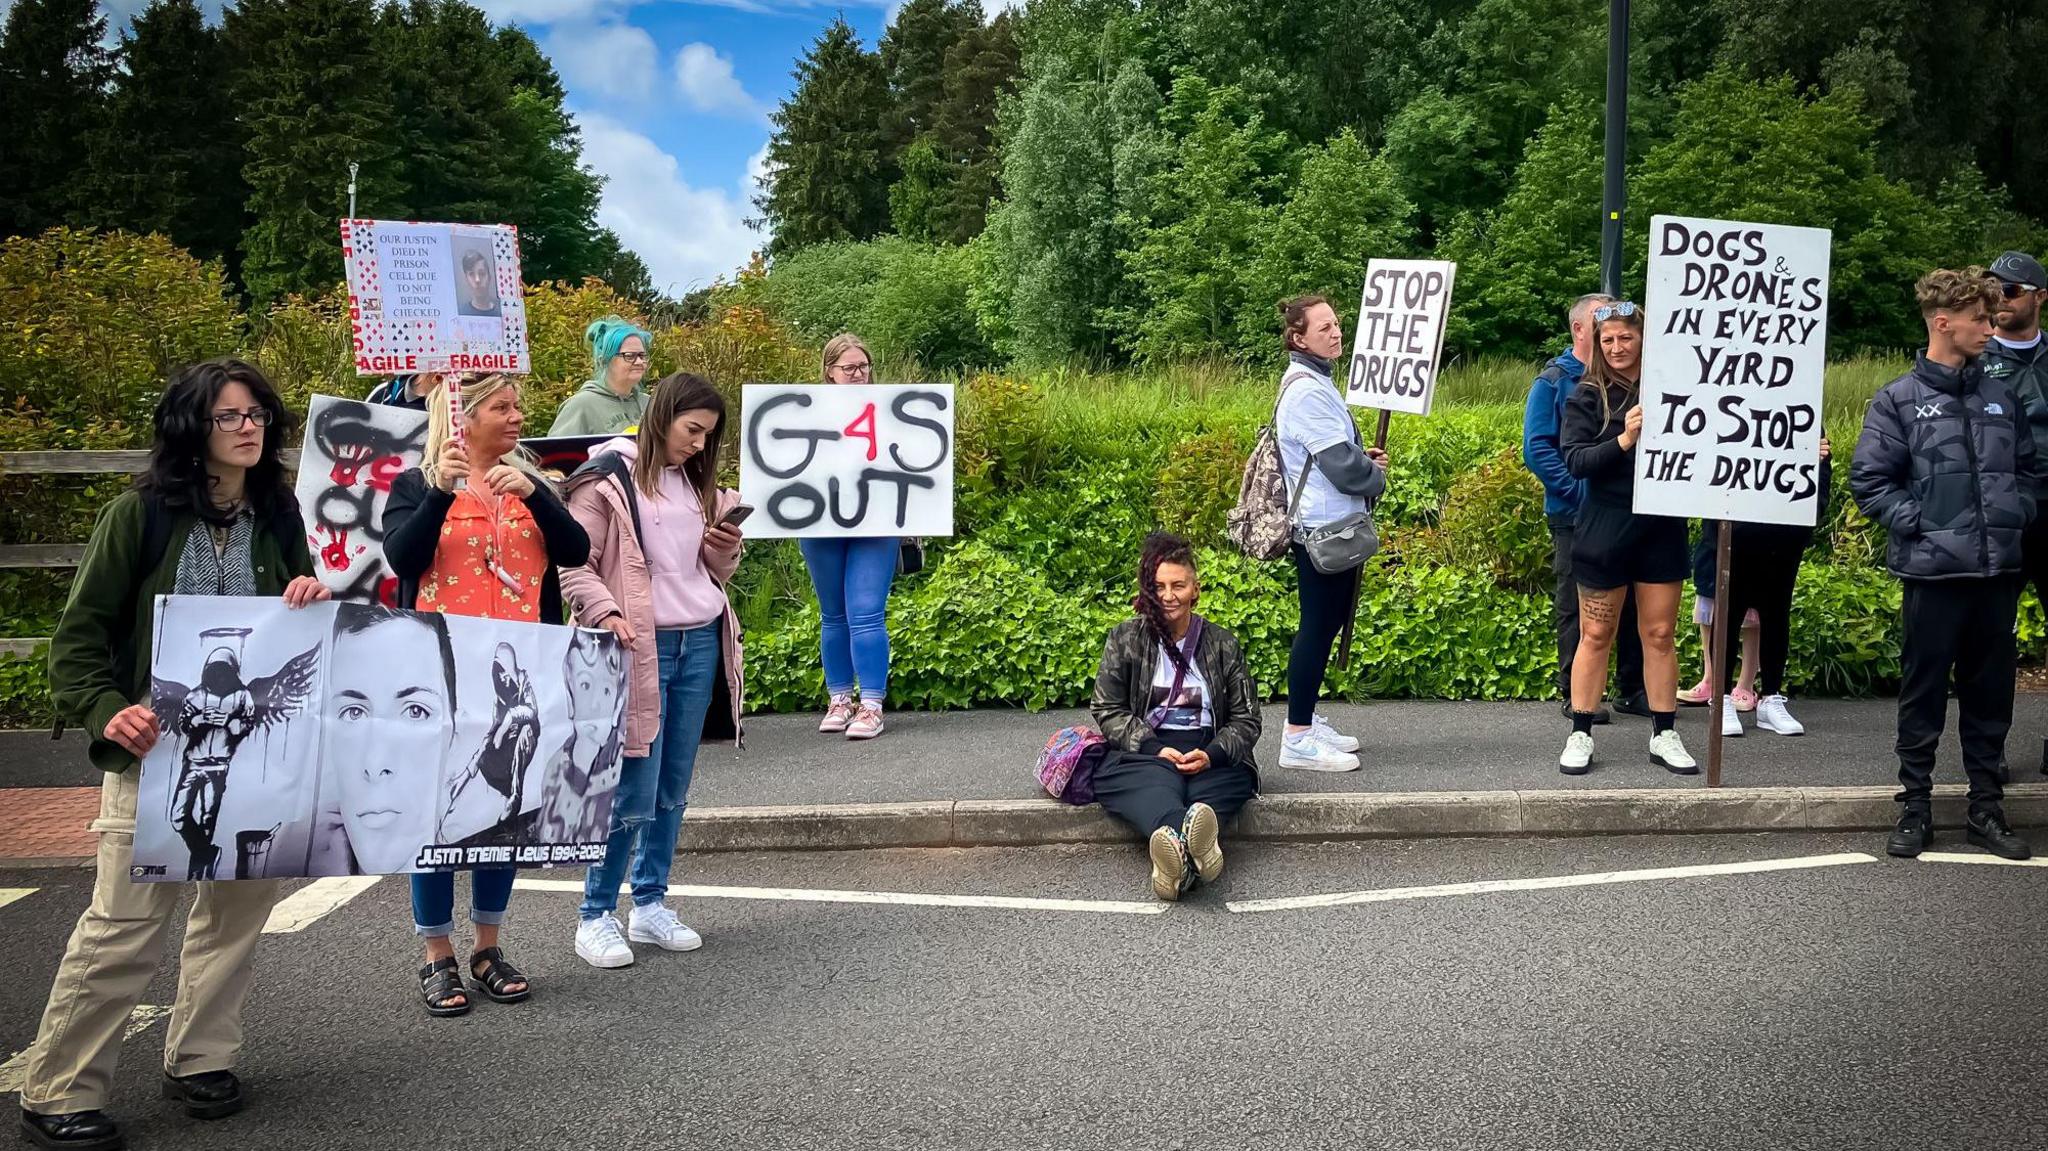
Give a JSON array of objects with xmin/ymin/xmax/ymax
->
[
  {"xmin": 738, "ymin": 383, "xmax": 955, "ymax": 538},
  {"xmin": 1635, "ymin": 215, "xmax": 1832, "ymax": 526},
  {"xmin": 130, "ymin": 596, "xmax": 627, "ymax": 882},
  {"xmin": 342, "ymin": 219, "xmax": 531, "ymax": 376},
  {"xmin": 1346, "ymin": 258, "xmax": 1456, "ymax": 416}
]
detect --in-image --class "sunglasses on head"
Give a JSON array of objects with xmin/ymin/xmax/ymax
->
[{"xmin": 1593, "ymin": 301, "xmax": 1639, "ymax": 323}]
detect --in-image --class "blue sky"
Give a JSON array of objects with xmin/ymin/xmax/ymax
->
[{"xmin": 64, "ymin": 0, "xmax": 946, "ymax": 295}]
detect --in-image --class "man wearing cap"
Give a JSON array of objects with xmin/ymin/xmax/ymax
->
[{"xmin": 1985, "ymin": 251, "xmax": 2048, "ymax": 778}]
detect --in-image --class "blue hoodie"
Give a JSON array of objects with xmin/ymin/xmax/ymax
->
[{"xmin": 1522, "ymin": 349, "xmax": 1588, "ymax": 517}]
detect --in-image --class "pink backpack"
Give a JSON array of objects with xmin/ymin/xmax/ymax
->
[{"xmin": 1035, "ymin": 726, "xmax": 1108, "ymax": 805}]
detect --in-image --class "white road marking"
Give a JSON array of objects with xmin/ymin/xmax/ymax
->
[
  {"xmin": 1919, "ymin": 851, "xmax": 2048, "ymax": 869},
  {"xmin": 1226, "ymin": 852, "xmax": 1880, "ymax": 915},
  {"xmin": 512, "ymin": 878, "xmax": 1168, "ymax": 916},
  {"xmin": 262, "ymin": 876, "xmax": 382, "ymax": 933},
  {"xmin": 0, "ymin": 888, "xmax": 34, "ymax": 912},
  {"xmin": 0, "ymin": 1006, "xmax": 169, "ymax": 1095}
]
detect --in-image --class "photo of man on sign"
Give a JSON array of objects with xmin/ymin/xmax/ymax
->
[{"xmin": 738, "ymin": 383, "xmax": 956, "ymax": 539}]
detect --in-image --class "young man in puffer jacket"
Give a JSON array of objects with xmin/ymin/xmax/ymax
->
[{"xmin": 1852, "ymin": 267, "xmax": 2037, "ymax": 861}]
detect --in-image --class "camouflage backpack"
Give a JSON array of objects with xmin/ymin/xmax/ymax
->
[{"xmin": 1227, "ymin": 370, "xmax": 1317, "ymax": 561}]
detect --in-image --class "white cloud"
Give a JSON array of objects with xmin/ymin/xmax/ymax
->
[
  {"xmin": 545, "ymin": 21, "xmax": 660, "ymax": 104},
  {"xmin": 576, "ymin": 110, "xmax": 759, "ymax": 295},
  {"xmin": 674, "ymin": 41, "xmax": 763, "ymax": 117}
]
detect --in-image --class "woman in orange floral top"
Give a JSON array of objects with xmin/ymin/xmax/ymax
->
[{"xmin": 380, "ymin": 373, "xmax": 589, "ymax": 1016}]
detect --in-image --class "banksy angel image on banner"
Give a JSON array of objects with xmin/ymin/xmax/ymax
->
[{"xmin": 134, "ymin": 598, "xmax": 328, "ymax": 881}]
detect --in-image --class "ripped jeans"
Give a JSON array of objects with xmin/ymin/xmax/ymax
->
[{"xmin": 579, "ymin": 624, "xmax": 719, "ymax": 921}]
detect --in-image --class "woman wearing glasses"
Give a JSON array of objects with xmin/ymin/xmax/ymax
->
[
  {"xmin": 798, "ymin": 333, "xmax": 897, "ymax": 740},
  {"xmin": 547, "ymin": 315, "xmax": 654, "ymax": 436},
  {"xmin": 1557, "ymin": 301, "xmax": 1695, "ymax": 775},
  {"xmin": 23, "ymin": 360, "xmax": 329, "ymax": 1147}
]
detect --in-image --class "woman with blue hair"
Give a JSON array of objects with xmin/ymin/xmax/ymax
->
[{"xmin": 548, "ymin": 315, "xmax": 653, "ymax": 435}]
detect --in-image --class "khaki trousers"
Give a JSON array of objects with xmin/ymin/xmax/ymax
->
[{"xmin": 21, "ymin": 767, "xmax": 282, "ymax": 1113}]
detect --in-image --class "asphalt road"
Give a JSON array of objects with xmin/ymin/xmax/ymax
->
[
  {"xmin": 12, "ymin": 696, "xmax": 2048, "ymax": 802},
  {"xmin": 4, "ymin": 831, "xmax": 2045, "ymax": 1149}
]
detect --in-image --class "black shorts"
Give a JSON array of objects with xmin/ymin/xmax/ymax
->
[{"xmin": 1572, "ymin": 504, "xmax": 1689, "ymax": 592}]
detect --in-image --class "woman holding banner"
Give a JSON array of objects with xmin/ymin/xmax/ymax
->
[
  {"xmin": 1558, "ymin": 302, "xmax": 1695, "ymax": 775},
  {"xmin": 1273, "ymin": 296, "xmax": 1386, "ymax": 773},
  {"xmin": 547, "ymin": 316, "xmax": 654, "ymax": 436},
  {"xmin": 558, "ymin": 372, "xmax": 746, "ymax": 969},
  {"xmin": 798, "ymin": 333, "xmax": 900, "ymax": 740},
  {"xmin": 22, "ymin": 360, "xmax": 329, "ymax": 1147},
  {"xmin": 1090, "ymin": 533, "xmax": 1260, "ymax": 901},
  {"xmin": 382, "ymin": 373, "xmax": 590, "ymax": 1016}
]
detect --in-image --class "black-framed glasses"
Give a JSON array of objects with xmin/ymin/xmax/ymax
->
[
  {"xmin": 210, "ymin": 409, "xmax": 274, "ymax": 432},
  {"xmin": 834, "ymin": 360, "xmax": 872, "ymax": 376},
  {"xmin": 616, "ymin": 351, "xmax": 650, "ymax": 364},
  {"xmin": 1593, "ymin": 301, "xmax": 1639, "ymax": 322}
]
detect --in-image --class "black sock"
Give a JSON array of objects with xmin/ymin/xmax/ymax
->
[
  {"xmin": 1571, "ymin": 710, "xmax": 1596, "ymax": 736},
  {"xmin": 1653, "ymin": 709, "xmax": 1676, "ymax": 735}
]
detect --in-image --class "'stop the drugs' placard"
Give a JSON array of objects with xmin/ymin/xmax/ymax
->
[
  {"xmin": 1346, "ymin": 258, "xmax": 1455, "ymax": 416},
  {"xmin": 342, "ymin": 220, "xmax": 531, "ymax": 376},
  {"xmin": 1635, "ymin": 215, "xmax": 1832, "ymax": 526}
]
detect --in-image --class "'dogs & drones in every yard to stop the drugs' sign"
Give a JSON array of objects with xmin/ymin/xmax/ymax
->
[{"xmin": 1635, "ymin": 215, "xmax": 1831, "ymax": 527}]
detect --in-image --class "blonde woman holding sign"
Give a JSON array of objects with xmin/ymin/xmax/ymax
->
[
  {"xmin": 1557, "ymin": 303, "xmax": 1693, "ymax": 776},
  {"xmin": 797, "ymin": 333, "xmax": 901, "ymax": 740},
  {"xmin": 381, "ymin": 373, "xmax": 590, "ymax": 1015},
  {"xmin": 1273, "ymin": 296, "xmax": 1388, "ymax": 773}
]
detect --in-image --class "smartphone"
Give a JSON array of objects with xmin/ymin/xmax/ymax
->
[{"xmin": 719, "ymin": 504, "xmax": 755, "ymax": 527}]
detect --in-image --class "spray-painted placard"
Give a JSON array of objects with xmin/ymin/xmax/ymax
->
[
  {"xmin": 1346, "ymin": 258, "xmax": 1455, "ymax": 416},
  {"xmin": 738, "ymin": 384, "xmax": 955, "ymax": 538}
]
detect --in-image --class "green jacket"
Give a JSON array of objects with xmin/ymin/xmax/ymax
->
[
  {"xmin": 48, "ymin": 490, "xmax": 315, "ymax": 774},
  {"xmin": 547, "ymin": 380, "xmax": 648, "ymax": 436}
]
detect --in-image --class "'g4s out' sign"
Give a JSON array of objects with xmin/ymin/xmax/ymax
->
[{"xmin": 739, "ymin": 384, "xmax": 955, "ymax": 538}]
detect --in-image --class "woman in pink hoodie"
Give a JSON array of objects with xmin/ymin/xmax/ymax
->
[{"xmin": 557, "ymin": 372, "xmax": 746, "ymax": 969}]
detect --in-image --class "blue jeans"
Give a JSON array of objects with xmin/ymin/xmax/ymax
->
[
  {"xmin": 411, "ymin": 869, "xmax": 516, "ymax": 938},
  {"xmin": 579, "ymin": 624, "xmax": 719, "ymax": 921},
  {"xmin": 798, "ymin": 537, "xmax": 898, "ymax": 702}
]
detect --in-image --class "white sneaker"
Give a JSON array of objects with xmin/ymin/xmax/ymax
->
[
  {"xmin": 576, "ymin": 913, "xmax": 635, "ymax": 968},
  {"xmin": 1311, "ymin": 713, "xmax": 1361, "ymax": 753},
  {"xmin": 1649, "ymin": 729, "xmax": 1698, "ymax": 775},
  {"xmin": 1559, "ymin": 731, "xmax": 1594, "ymax": 774},
  {"xmin": 1721, "ymin": 695, "xmax": 1744, "ymax": 737},
  {"xmin": 628, "ymin": 902, "xmax": 703, "ymax": 952},
  {"xmin": 1756, "ymin": 694, "xmax": 1805, "ymax": 736},
  {"xmin": 1278, "ymin": 729, "xmax": 1360, "ymax": 772}
]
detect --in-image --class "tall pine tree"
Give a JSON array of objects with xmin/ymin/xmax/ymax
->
[
  {"xmin": 880, "ymin": 0, "xmax": 978, "ymax": 152},
  {"xmin": 755, "ymin": 19, "xmax": 892, "ymax": 255},
  {"xmin": 86, "ymin": 0, "xmax": 245, "ymax": 266},
  {"xmin": 925, "ymin": 12, "xmax": 1019, "ymax": 244},
  {"xmin": 0, "ymin": 0, "xmax": 111, "ymax": 236},
  {"xmin": 489, "ymin": 23, "xmax": 608, "ymax": 284},
  {"xmin": 226, "ymin": 0, "xmax": 404, "ymax": 302}
]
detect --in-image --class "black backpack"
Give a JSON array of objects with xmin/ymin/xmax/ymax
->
[{"xmin": 567, "ymin": 452, "xmax": 644, "ymax": 540}]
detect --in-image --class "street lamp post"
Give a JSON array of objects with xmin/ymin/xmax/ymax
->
[{"xmin": 1600, "ymin": 0, "xmax": 1629, "ymax": 297}]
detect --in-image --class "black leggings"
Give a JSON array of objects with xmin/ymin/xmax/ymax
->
[
  {"xmin": 1092, "ymin": 728, "xmax": 1258, "ymax": 835},
  {"xmin": 1721, "ymin": 544, "xmax": 1802, "ymax": 696},
  {"xmin": 1287, "ymin": 542, "xmax": 1361, "ymax": 726}
]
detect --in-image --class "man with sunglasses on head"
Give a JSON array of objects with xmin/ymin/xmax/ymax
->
[
  {"xmin": 1984, "ymin": 251, "xmax": 2048, "ymax": 777},
  {"xmin": 1523, "ymin": 293, "xmax": 1648, "ymax": 726}
]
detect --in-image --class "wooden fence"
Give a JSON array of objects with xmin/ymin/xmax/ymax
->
[{"xmin": 0, "ymin": 449, "xmax": 303, "ymax": 658}]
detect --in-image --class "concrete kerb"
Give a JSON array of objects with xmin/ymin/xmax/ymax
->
[{"xmin": 674, "ymin": 783, "xmax": 2048, "ymax": 853}]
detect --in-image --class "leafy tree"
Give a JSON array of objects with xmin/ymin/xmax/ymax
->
[
  {"xmin": 589, "ymin": 229, "xmax": 658, "ymax": 309},
  {"xmin": 1243, "ymin": 129, "xmax": 1417, "ymax": 357},
  {"xmin": 755, "ymin": 18, "xmax": 893, "ymax": 255},
  {"xmin": 1435, "ymin": 98, "xmax": 1604, "ymax": 356},
  {"xmin": 880, "ymin": 0, "xmax": 979, "ymax": 151},
  {"xmin": 889, "ymin": 138, "xmax": 950, "ymax": 242},
  {"xmin": 86, "ymin": 0, "xmax": 245, "ymax": 267},
  {"xmin": 227, "ymin": 0, "xmax": 404, "ymax": 302},
  {"xmin": 1116, "ymin": 77, "xmax": 1290, "ymax": 361},
  {"xmin": 0, "ymin": 0, "xmax": 111, "ymax": 236},
  {"xmin": 979, "ymin": 72, "xmax": 1120, "ymax": 363}
]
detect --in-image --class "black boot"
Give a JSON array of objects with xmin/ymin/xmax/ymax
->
[
  {"xmin": 1966, "ymin": 810, "xmax": 2033, "ymax": 861},
  {"xmin": 161, "ymin": 1070, "xmax": 243, "ymax": 1120},
  {"xmin": 1886, "ymin": 809, "xmax": 1933, "ymax": 859},
  {"xmin": 1611, "ymin": 691, "xmax": 1651, "ymax": 719},
  {"xmin": 19, "ymin": 1108, "xmax": 123, "ymax": 1150}
]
